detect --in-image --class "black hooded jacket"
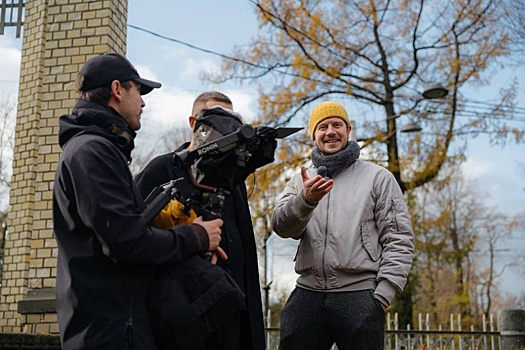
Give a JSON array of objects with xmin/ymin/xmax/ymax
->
[{"xmin": 53, "ymin": 100, "xmax": 209, "ymax": 350}]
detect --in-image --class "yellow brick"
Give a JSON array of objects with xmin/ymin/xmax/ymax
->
[
  {"xmin": 74, "ymin": 20, "xmax": 88, "ymax": 29},
  {"xmin": 83, "ymin": 10, "xmax": 96, "ymax": 19},
  {"xmin": 35, "ymin": 323, "xmax": 51, "ymax": 334},
  {"xmin": 50, "ymin": 323, "xmax": 60, "ymax": 334},
  {"xmin": 88, "ymin": 18, "xmax": 102, "ymax": 28}
]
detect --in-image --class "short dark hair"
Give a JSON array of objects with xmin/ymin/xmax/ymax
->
[
  {"xmin": 191, "ymin": 91, "xmax": 232, "ymax": 115},
  {"xmin": 75, "ymin": 74, "xmax": 132, "ymax": 105}
]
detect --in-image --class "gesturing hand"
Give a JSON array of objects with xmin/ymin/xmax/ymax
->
[{"xmin": 301, "ymin": 166, "xmax": 334, "ymax": 205}]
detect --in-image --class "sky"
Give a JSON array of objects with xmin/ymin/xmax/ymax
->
[{"xmin": 0, "ymin": 1, "xmax": 524, "ymax": 301}]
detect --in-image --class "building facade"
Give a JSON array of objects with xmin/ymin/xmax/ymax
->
[{"xmin": 0, "ymin": 0, "xmax": 128, "ymax": 334}]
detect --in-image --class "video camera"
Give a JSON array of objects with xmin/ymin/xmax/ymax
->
[{"xmin": 142, "ymin": 106, "xmax": 302, "ymax": 223}]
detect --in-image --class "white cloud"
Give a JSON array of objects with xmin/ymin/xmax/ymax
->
[
  {"xmin": 138, "ymin": 80, "xmax": 259, "ymax": 128},
  {"xmin": 134, "ymin": 64, "xmax": 160, "ymax": 83},
  {"xmin": 0, "ymin": 38, "xmax": 20, "ymax": 212},
  {"xmin": 461, "ymin": 158, "xmax": 491, "ymax": 179},
  {"xmin": 0, "ymin": 37, "xmax": 21, "ymax": 97},
  {"xmin": 222, "ymin": 89, "xmax": 257, "ymax": 121},
  {"xmin": 159, "ymin": 45, "xmax": 189, "ymax": 62},
  {"xmin": 141, "ymin": 86, "xmax": 194, "ymax": 128},
  {"xmin": 183, "ymin": 57, "xmax": 220, "ymax": 80}
]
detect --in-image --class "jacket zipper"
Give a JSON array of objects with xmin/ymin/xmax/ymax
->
[
  {"xmin": 391, "ymin": 198, "xmax": 400, "ymax": 231},
  {"xmin": 321, "ymin": 189, "xmax": 330, "ymax": 288},
  {"xmin": 126, "ymin": 297, "xmax": 134, "ymax": 348}
]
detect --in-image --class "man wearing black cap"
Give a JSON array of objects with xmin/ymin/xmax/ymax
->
[{"xmin": 53, "ymin": 53, "xmax": 224, "ymax": 350}]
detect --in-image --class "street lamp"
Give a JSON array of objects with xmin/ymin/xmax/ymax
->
[
  {"xmin": 397, "ymin": 84, "xmax": 449, "ymax": 134},
  {"xmin": 422, "ymin": 83, "xmax": 449, "ymax": 99},
  {"xmin": 400, "ymin": 120, "xmax": 423, "ymax": 133},
  {"xmin": 398, "ymin": 84, "xmax": 449, "ymax": 133},
  {"xmin": 357, "ymin": 84, "xmax": 449, "ymax": 192}
]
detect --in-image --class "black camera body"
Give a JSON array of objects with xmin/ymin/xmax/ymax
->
[{"xmin": 142, "ymin": 107, "xmax": 302, "ymax": 223}]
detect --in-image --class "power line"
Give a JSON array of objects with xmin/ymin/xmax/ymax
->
[
  {"xmin": 128, "ymin": 23, "xmax": 525, "ymax": 123},
  {"xmin": 464, "ymin": 98, "xmax": 525, "ymax": 114},
  {"xmin": 128, "ymin": 24, "xmax": 256, "ymax": 67},
  {"xmin": 127, "ymin": 24, "xmax": 316, "ymax": 83}
]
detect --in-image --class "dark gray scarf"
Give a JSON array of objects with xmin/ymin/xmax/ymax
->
[{"xmin": 311, "ymin": 140, "xmax": 360, "ymax": 178}]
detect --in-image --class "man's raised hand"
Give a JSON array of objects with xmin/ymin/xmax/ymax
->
[{"xmin": 301, "ymin": 166, "xmax": 334, "ymax": 205}]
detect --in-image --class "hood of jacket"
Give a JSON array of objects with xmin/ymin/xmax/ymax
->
[{"xmin": 59, "ymin": 99, "xmax": 136, "ymax": 160}]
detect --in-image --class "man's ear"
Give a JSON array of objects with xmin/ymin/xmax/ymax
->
[
  {"xmin": 189, "ymin": 115, "xmax": 196, "ymax": 129},
  {"xmin": 110, "ymin": 80, "xmax": 123, "ymax": 101}
]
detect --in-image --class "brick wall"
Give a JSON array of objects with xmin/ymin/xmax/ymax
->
[{"xmin": 0, "ymin": 0, "xmax": 128, "ymax": 334}]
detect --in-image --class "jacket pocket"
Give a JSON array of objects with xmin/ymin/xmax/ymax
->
[
  {"xmin": 361, "ymin": 222, "xmax": 381, "ymax": 261},
  {"xmin": 294, "ymin": 239, "xmax": 313, "ymax": 274},
  {"xmin": 387, "ymin": 198, "xmax": 412, "ymax": 232}
]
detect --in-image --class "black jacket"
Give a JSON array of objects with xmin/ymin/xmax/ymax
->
[
  {"xmin": 135, "ymin": 145, "xmax": 266, "ymax": 350},
  {"xmin": 53, "ymin": 100, "xmax": 209, "ymax": 350}
]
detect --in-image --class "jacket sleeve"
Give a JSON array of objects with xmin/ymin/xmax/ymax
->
[
  {"xmin": 372, "ymin": 170, "xmax": 415, "ymax": 307},
  {"xmin": 62, "ymin": 138, "xmax": 208, "ymax": 265},
  {"xmin": 134, "ymin": 153, "xmax": 173, "ymax": 200},
  {"xmin": 271, "ymin": 172, "xmax": 317, "ymax": 239}
]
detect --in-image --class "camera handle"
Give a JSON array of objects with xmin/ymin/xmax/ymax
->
[
  {"xmin": 142, "ymin": 178, "xmax": 228, "ymax": 261},
  {"xmin": 142, "ymin": 178, "xmax": 183, "ymax": 225}
]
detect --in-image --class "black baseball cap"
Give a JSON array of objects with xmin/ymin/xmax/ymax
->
[{"xmin": 79, "ymin": 53, "xmax": 162, "ymax": 95}]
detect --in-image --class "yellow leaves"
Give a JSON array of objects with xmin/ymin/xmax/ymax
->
[
  {"xmin": 511, "ymin": 128, "xmax": 525, "ymax": 143},
  {"xmin": 448, "ymin": 57, "xmax": 461, "ymax": 76}
]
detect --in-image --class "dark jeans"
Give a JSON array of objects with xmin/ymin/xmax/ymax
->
[{"xmin": 279, "ymin": 288, "xmax": 386, "ymax": 350}]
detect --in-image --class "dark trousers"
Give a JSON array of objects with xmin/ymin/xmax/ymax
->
[
  {"xmin": 193, "ymin": 311, "xmax": 250, "ymax": 350},
  {"xmin": 279, "ymin": 288, "xmax": 386, "ymax": 350}
]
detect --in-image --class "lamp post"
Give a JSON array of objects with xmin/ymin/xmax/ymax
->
[
  {"xmin": 384, "ymin": 84, "xmax": 448, "ymax": 193},
  {"xmin": 371, "ymin": 83, "xmax": 448, "ymax": 327},
  {"xmin": 263, "ymin": 229, "xmax": 273, "ymax": 326}
]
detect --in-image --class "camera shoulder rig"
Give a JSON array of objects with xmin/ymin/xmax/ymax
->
[{"xmin": 142, "ymin": 109, "xmax": 302, "ymax": 224}]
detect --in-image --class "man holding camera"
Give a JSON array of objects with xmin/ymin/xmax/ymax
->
[
  {"xmin": 53, "ymin": 53, "xmax": 224, "ymax": 350},
  {"xmin": 135, "ymin": 91, "xmax": 265, "ymax": 350},
  {"xmin": 271, "ymin": 101, "xmax": 415, "ymax": 350}
]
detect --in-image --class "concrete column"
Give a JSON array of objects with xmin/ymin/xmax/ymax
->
[
  {"xmin": 499, "ymin": 308, "xmax": 525, "ymax": 350},
  {"xmin": 0, "ymin": 0, "xmax": 128, "ymax": 334}
]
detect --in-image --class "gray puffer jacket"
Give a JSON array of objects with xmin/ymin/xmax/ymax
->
[{"xmin": 271, "ymin": 159, "xmax": 414, "ymax": 306}]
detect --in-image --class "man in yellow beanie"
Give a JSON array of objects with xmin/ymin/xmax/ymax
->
[{"xmin": 271, "ymin": 101, "xmax": 414, "ymax": 350}]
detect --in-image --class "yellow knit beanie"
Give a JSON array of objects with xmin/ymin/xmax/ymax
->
[{"xmin": 308, "ymin": 101, "xmax": 350, "ymax": 140}]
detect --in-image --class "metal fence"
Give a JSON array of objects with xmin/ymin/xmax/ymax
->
[
  {"xmin": 265, "ymin": 312, "xmax": 504, "ymax": 350},
  {"xmin": 385, "ymin": 313, "xmax": 500, "ymax": 350}
]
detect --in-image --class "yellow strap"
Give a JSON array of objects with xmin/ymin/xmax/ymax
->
[{"xmin": 154, "ymin": 199, "xmax": 197, "ymax": 229}]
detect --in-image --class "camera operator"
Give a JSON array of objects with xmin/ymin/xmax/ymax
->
[
  {"xmin": 135, "ymin": 91, "xmax": 265, "ymax": 350},
  {"xmin": 52, "ymin": 54, "xmax": 224, "ymax": 350}
]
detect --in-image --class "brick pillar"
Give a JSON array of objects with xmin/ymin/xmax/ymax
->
[{"xmin": 0, "ymin": 0, "xmax": 128, "ymax": 334}]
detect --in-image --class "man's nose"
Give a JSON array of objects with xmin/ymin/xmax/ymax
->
[{"xmin": 326, "ymin": 125, "xmax": 336, "ymax": 134}]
